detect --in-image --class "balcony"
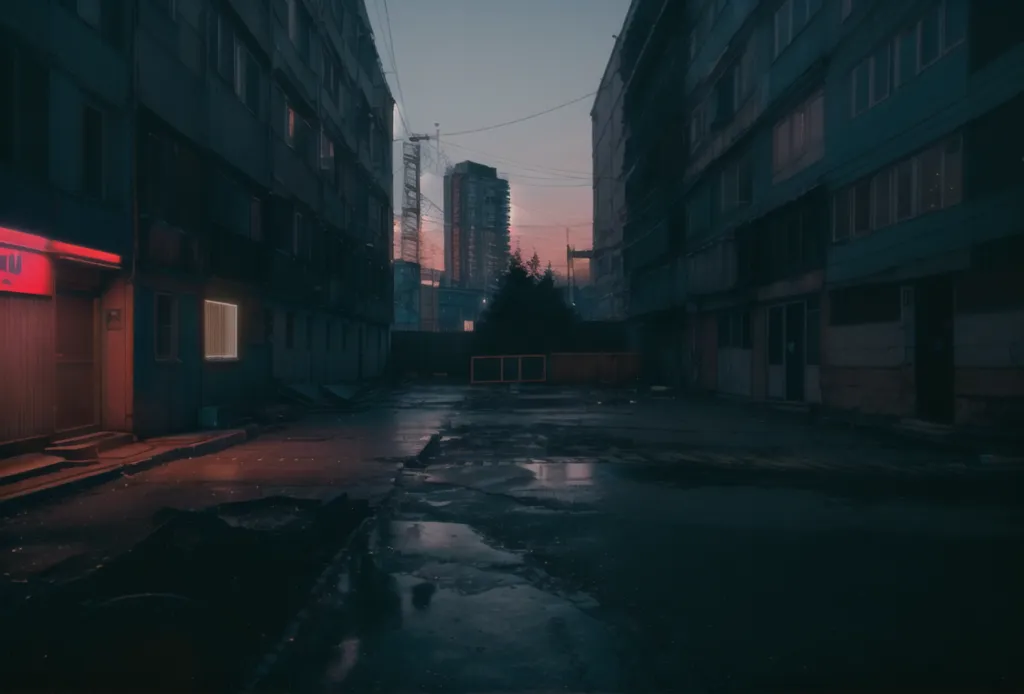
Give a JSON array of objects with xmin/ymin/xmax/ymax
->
[
  {"xmin": 685, "ymin": 78, "xmax": 768, "ymax": 183},
  {"xmin": 273, "ymin": 140, "xmax": 319, "ymax": 211},
  {"xmin": 207, "ymin": 80, "xmax": 270, "ymax": 187},
  {"xmin": 273, "ymin": 23, "xmax": 317, "ymax": 109},
  {"xmin": 686, "ymin": 235, "xmax": 737, "ymax": 297}
]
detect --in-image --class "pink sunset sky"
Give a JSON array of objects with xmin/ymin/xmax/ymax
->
[{"xmin": 371, "ymin": 0, "xmax": 630, "ymax": 280}]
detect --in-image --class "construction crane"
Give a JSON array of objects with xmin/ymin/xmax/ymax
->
[{"xmin": 565, "ymin": 228, "xmax": 593, "ymax": 307}]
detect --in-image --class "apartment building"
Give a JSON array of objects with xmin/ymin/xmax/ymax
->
[
  {"xmin": 603, "ymin": 0, "xmax": 1023, "ymax": 429},
  {"xmin": 590, "ymin": 17, "xmax": 629, "ymax": 322},
  {"xmin": 0, "ymin": 1, "xmax": 135, "ymax": 447},
  {"xmin": 613, "ymin": 0, "xmax": 689, "ymax": 384},
  {"xmin": 0, "ymin": 0, "xmax": 394, "ymax": 448}
]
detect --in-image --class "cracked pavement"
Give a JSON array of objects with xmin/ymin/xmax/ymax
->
[
  {"xmin": 268, "ymin": 385, "xmax": 1024, "ymax": 693},
  {"xmin": 3, "ymin": 384, "xmax": 1023, "ymax": 693}
]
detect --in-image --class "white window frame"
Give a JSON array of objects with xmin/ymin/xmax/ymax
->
[
  {"xmin": 204, "ymin": 300, "xmax": 240, "ymax": 361},
  {"xmin": 774, "ymin": 0, "xmax": 793, "ymax": 57}
]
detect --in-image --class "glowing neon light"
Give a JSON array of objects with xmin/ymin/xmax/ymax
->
[{"xmin": 0, "ymin": 225, "xmax": 122, "ymax": 267}]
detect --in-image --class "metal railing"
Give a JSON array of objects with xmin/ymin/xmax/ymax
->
[{"xmin": 470, "ymin": 354, "xmax": 547, "ymax": 384}]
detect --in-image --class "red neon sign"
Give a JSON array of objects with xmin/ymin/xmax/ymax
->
[
  {"xmin": 0, "ymin": 249, "xmax": 53, "ymax": 297},
  {"xmin": 0, "ymin": 225, "xmax": 121, "ymax": 267}
]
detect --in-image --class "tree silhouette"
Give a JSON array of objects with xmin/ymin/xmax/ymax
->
[
  {"xmin": 475, "ymin": 251, "xmax": 576, "ymax": 354},
  {"xmin": 527, "ymin": 251, "xmax": 541, "ymax": 279}
]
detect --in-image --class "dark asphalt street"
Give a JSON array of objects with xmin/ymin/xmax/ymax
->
[{"xmin": 3, "ymin": 385, "xmax": 1023, "ymax": 693}]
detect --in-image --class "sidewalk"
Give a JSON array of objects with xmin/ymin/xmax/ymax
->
[{"xmin": 0, "ymin": 427, "xmax": 258, "ymax": 512}]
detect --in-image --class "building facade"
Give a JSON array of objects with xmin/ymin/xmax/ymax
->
[
  {"xmin": 601, "ymin": 0, "xmax": 1024, "ymax": 430},
  {"xmin": 590, "ymin": 14, "xmax": 629, "ymax": 321},
  {"xmin": 0, "ymin": 0, "xmax": 393, "ymax": 449},
  {"xmin": 443, "ymin": 160, "xmax": 511, "ymax": 295}
]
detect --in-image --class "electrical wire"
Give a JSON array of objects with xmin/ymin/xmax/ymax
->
[
  {"xmin": 374, "ymin": 0, "xmax": 410, "ymax": 135},
  {"xmin": 442, "ymin": 140, "xmax": 593, "ymax": 177},
  {"xmin": 441, "ymin": 92, "xmax": 597, "ymax": 137}
]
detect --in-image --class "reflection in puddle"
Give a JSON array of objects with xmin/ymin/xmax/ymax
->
[{"xmin": 518, "ymin": 462, "xmax": 595, "ymax": 485}]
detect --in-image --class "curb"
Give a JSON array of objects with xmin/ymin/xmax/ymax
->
[
  {"xmin": 243, "ymin": 431, "xmax": 437, "ymax": 692},
  {"xmin": 0, "ymin": 425, "xmax": 260, "ymax": 515}
]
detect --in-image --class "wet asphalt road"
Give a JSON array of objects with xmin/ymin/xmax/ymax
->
[
  {"xmin": 286, "ymin": 387, "xmax": 1024, "ymax": 694},
  {"xmin": 3, "ymin": 385, "xmax": 1024, "ymax": 693}
]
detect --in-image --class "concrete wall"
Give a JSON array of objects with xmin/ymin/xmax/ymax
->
[{"xmin": 954, "ymin": 308, "xmax": 1024, "ymax": 427}]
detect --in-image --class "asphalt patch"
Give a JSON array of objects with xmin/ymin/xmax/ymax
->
[{"xmin": 0, "ymin": 494, "xmax": 371, "ymax": 692}]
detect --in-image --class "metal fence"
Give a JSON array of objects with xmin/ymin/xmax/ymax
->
[{"xmin": 470, "ymin": 354, "xmax": 547, "ymax": 384}]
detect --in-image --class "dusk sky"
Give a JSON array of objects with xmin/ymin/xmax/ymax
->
[{"xmin": 368, "ymin": 0, "xmax": 630, "ymax": 277}]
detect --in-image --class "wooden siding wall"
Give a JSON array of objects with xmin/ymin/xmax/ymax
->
[{"xmin": 0, "ymin": 295, "xmax": 55, "ymax": 442}]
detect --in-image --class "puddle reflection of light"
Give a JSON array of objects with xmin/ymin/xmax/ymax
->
[{"xmin": 519, "ymin": 462, "xmax": 595, "ymax": 484}]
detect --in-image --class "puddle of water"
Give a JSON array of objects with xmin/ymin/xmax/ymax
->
[
  {"xmin": 386, "ymin": 521, "xmax": 522, "ymax": 567},
  {"xmin": 518, "ymin": 462, "xmax": 596, "ymax": 485}
]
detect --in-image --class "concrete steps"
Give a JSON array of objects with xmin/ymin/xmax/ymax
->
[{"xmin": 45, "ymin": 431, "xmax": 135, "ymax": 462}]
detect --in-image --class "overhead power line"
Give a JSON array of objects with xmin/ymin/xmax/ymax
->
[
  {"xmin": 441, "ymin": 141, "xmax": 593, "ymax": 178},
  {"xmin": 374, "ymin": 0, "xmax": 410, "ymax": 134},
  {"xmin": 441, "ymin": 92, "xmax": 597, "ymax": 137}
]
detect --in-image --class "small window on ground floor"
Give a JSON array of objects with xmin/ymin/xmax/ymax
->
[
  {"xmin": 768, "ymin": 306, "xmax": 784, "ymax": 365},
  {"xmin": 204, "ymin": 299, "xmax": 239, "ymax": 360},
  {"xmin": 155, "ymin": 293, "xmax": 178, "ymax": 360}
]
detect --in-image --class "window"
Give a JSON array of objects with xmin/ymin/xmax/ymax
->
[
  {"xmin": 832, "ymin": 189, "xmax": 850, "ymax": 242},
  {"xmin": 918, "ymin": 6, "xmax": 941, "ymax": 69},
  {"xmin": 320, "ymin": 131, "xmax": 335, "ymax": 173},
  {"xmin": 204, "ymin": 300, "xmax": 239, "ymax": 360},
  {"xmin": 768, "ymin": 306, "xmax": 784, "ymax": 365},
  {"xmin": 82, "ymin": 104, "xmax": 104, "ymax": 199},
  {"xmin": 721, "ymin": 157, "xmax": 752, "ymax": 211},
  {"xmin": 851, "ymin": 62, "xmax": 869, "ymax": 115},
  {"xmin": 213, "ymin": 12, "xmax": 235, "ymax": 82},
  {"xmin": 292, "ymin": 211, "xmax": 304, "ymax": 257},
  {"xmin": 943, "ymin": 135, "xmax": 962, "ymax": 205},
  {"xmin": 774, "ymin": 0, "xmax": 792, "ymax": 56},
  {"xmin": 871, "ymin": 42, "xmax": 891, "ymax": 104},
  {"xmin": 285, "ymin": 103, "xmax": 296, "ymax": 147},
  {"xmin": 805, "ymin": 297, "xmax": 820, "ymax": 365},
  {"xmin": 286, "ymin": 0, "xmax": 311, "ymax": 62},
  {"xmin": 155, "ymin": 293, "xmax": 178, "ymax": 360},
  {"xmin": 735, "ymin": 39, "xmax": 756, "ymax": 104},
  {"xmin": 773, "ymin": 90, "xmax": 824, "ymax": 179},
  {"xmin": 774, "ymin": 0, "xmax": 820, "ymax": 57},
  {"xmin": 286, "ymin": 311, "xmax": 295, "ymax": 348},
  {"xmin": 250, "ymin": 196, "xmax": 262, "ymax": 240},
  {"xmin": 852, "ymin": 42, "xmax": 892, "ymax": 117},
  {"xmin": 917, "ymin": 143, "xmax": 943, "ymax": 213},
  {"xmin": 234, "ymin": 42, "xmax": 260, "ymax": 114},
  {"xmin": 893, "ymin": 159, "xmax": 914, "ymax": 221},
  {"xmin": 852, "ymin": 179, "xmax": 871, "ymax": 235},
  {"xmin": 831, "ymin": 132, "xmax": 963, "ymax": 242},
  {"xmin": 871, "ymin": 170, "xmax": 892, "ymax": 229}
]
